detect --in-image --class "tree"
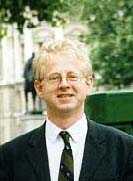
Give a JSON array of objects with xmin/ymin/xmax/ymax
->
[
  {"xmin": 82, "ymin": 0, "xmax": 133, "ymax": 88},
  {"xmin": 0, "ymin": 0, "xmax": 83, "ymax": 32},
  {"xmin": 0, "ymin": 0, "xmax": 132, "ymax": 88}
]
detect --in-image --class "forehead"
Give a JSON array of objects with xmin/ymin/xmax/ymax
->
[{"xmin": 45, "ymin": 52, "xmax": 83, "ymax": 74}]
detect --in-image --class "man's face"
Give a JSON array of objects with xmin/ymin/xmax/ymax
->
[{"xmin": 35, "ymin": 52, "xmax": 93, "ymax": 115}]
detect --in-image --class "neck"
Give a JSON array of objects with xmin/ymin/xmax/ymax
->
[{"xmin": 47, "ymin": 108, "xmax": 84, "ymax": 129}]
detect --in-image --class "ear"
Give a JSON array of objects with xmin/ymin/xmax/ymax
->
[
  {"xmin": 34, "ymin": 80, "xmax": 45, "ymax": 98},
  {"xmin": 85, "ymin": 77, "xmax": 93, "ymax": 95}
]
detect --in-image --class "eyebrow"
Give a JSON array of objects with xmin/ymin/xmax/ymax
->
[
  {"xmin": 48, "ymin": 71, "xmax": 80, "ymax": 75},
  {"xmin": 48, "ymin": 72, "xmax": 60, "ymax": 76}
]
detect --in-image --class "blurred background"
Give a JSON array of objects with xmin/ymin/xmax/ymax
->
[{"xmin": 0, "ymin": 0, "xmax": 133, "ymax": 144}]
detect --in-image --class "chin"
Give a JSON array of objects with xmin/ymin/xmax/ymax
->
[{"xmin": 56, "ymin": 104, "xmax": 77, "ymax": 113}]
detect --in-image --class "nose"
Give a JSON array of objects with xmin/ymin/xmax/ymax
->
[{"xmin": 58, "ymin": 77, "xmax": 70, "ymax": 89}]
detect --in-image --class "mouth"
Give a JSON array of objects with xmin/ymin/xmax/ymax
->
[{"xmin": 57, "ymin": 94, "xmax": 74, "ymax": 98}]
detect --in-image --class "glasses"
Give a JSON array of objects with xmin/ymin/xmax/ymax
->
[{"xmin": 44, "ymin": 72, "xmax": 86, "ymax": 84}]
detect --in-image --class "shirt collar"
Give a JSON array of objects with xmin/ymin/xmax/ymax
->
[
  {"xmin": 67, "ymin": 113, "xmax": 88, "ymax": 143},
  {"xmin": 46, "ymin": 118, "xmax": 62, "ymax": 143},
  {"xmin": 45, "ymin": 113, "xmax": 88, "ymax": 143}
]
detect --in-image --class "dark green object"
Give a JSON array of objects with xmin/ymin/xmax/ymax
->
[{"xmin": 85, "ymin": 90, "xmax": 133, "ymax": 134}]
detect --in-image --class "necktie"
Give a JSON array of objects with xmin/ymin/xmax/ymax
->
[{"xmin": 58, "ymin": 131, "xmax": 74, "ymax": 181}]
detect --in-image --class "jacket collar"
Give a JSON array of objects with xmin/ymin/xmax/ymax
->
[
  {"xmin": 25, "ymin": 119, "xmax": 106, "ymax": 181},
  {"xmin": 79, "ymin": 119, "xmax": 106, "ymax": 180},
  {"xmin": 25, "ymin": 122, "xmax": 51, "ymax": 181}
]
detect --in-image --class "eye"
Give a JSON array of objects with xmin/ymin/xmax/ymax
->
[
  {"xmin": 48, "ymin": 74, "xmax": 60, "ymax": 82},
  {"xmin": 67, "ymin": 74, "xmax": 79, "ymax": 81}
]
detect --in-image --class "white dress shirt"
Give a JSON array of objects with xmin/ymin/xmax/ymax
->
[{"xmin": 45, "ymin": 113, "xmax": 88, "ymax": 181}]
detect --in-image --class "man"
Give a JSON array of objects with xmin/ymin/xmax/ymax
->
[
  {"xmin": 0, "ymin": 37, "xmax": 133, "ymax": 181},
  {"xmin": 23, "ymin": 52, "xmax": 36, "ymax": 113}
]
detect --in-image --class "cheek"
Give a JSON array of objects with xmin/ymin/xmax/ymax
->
[
  {"xmin": 76, "ymin": 83, "xmax": 88, "ymax": 93},
  {"xmin": 80, "ymin": 85, "xmax": 90, "ymax": 97},
  {"xmin": 43, "ymin": 87, "xmax": 56, "ymax": 99}
]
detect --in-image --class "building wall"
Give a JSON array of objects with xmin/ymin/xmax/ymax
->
[{"xmin": 0, "ymin": 25, "xmax": 45, "ymax": 144}]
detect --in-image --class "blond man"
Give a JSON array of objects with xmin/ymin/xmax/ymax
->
[{"xmin": 0, "ymin": 37, "xmax": 133, "ymax": 181}]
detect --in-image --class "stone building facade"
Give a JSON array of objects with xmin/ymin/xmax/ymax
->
[{"xmin": 0, "ymin": 25, "xmax": 45, "ymax": 144}]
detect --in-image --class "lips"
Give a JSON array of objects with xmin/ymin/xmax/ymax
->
[{"xmin": 57, "ymin": 94, "xmax": 74, "ymax": 98}]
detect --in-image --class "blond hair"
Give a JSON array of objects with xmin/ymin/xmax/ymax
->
[{"xmin": 33, "ymin": 38, "xmax": 93, "ymax": 80}]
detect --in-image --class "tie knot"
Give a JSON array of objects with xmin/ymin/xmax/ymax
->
[{"xmin": 59, "ymin": 131, "xmax": 70, "ymax": 146}]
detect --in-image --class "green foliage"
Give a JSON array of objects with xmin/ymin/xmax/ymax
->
[
  {"xmin": 0, "ymin": 0, "xmax": 132, "ymax": 88},
  {"xmin": 82, "ymin": 0, "xmax": 133, "ymax": 88},
  {"xmin": 0, "ymin": 0, "xmax": 82, "ymax": 31}
]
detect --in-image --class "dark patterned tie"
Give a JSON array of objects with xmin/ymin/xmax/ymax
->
[{"xmin": 58, "ymin": 131, "xmax": 74, "ymax": 181}]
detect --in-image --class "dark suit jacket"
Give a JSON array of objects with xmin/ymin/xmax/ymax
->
[{"xmin": 0, "ymin": 120, "xmax": 133, "ymax": 181}]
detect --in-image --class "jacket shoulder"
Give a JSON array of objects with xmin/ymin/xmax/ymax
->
[
  {"xmin": 0, "ymin": 124, "xmax": 44, "ymax": 158},
  {"xmin": 89, "ymin": 120, "xmax": 133, "ymax": 145}
]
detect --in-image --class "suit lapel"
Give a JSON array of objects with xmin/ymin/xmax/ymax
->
[
  {"xmin": 25, "ymin": 122, "xmax": 51, "ymax": 181},
  {"xmin": 79, "ymin": 120, "xmax": 106, "ymax": 180},
  {"xmin": 23, "ymin": 119, "xmax": 106, "ymax": 181}
]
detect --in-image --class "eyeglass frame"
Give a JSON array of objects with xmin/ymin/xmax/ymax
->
[{"xmin": 43, "ymin": 72, "xmax": 92, "ymax": 85}]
